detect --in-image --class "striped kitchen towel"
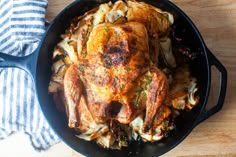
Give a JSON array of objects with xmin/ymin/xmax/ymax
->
[{"xmin": 0, "ymin": 0, "xmax": 60, "ymax": 150}]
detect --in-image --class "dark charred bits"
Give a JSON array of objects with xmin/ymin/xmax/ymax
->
[
  {"xmin": 101, "ymin": 41, "xmax": 131, "ymax": 68},
  {"xmin": 107, "ymin": 46, "xmax": 123, "ymax": 55},
  {"xmin": 101, "ymin": 54, "xmax": 112, "ymax": 68},
  {"xmin": 110, "ymin": 120, "xmax": 128, "ymax": 142}
]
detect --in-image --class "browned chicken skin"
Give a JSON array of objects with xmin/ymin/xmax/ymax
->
[
  {"xmin": 49, "ymin": 0, "xmax": 194, "ymax": 148},
  {"xmin": 141, "ymin": 67, "xmax": 168, "ymax": 132},
  {"xmin": 63, "ymin": 21, "xmax": 168, "ymax": 133},
  {"xmin": 64, "ymin": 64, "xmax": 83, "ymax": 128},
  {"xmin": 64, "ymin": 64, "xmax": 109, "ymax": 140}
]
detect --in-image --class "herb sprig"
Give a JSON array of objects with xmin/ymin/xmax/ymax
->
[{"xmin": 133, "ymin": 74, "xmax": 153, "ymax": 107}]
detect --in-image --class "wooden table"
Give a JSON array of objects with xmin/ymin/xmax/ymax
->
[{"xmin": 1, "ymin": 0, "xmax": 235, "ymax": 156}]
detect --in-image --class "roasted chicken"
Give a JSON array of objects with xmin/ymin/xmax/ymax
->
[{"xmin": 48, "ymin": 0, "xmax": 199, "ymax": 149}]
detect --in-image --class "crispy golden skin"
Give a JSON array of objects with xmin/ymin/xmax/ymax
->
[
  {"xmin": 65, "ymin": 22, "xmax": 150, "ymax": 124},
  {"xmin": 64, "ymin": 21, "xmax": 168, "ymax": 134},
  {"xmin": 49, "ymin": 0, "xmax": 177, "ymax": 146}
]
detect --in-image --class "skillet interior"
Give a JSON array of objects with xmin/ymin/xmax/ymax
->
[{"xmin": 35, "ymin": 0, "xmax": 210, "ymax": 156}]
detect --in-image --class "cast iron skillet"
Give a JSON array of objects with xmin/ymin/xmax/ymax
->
[{"xmin": 0, "ymin": 0, "xmax": 227, "ymax": 156}]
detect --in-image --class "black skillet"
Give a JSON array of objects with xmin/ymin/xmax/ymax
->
[{"xmin": 0, "ymin": 0, "xmax": 227, "ymax": 156}]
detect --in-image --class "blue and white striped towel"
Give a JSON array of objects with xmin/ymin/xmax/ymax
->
[{"xmin": 0, "ymin": 0, "xmax": 60, "ymax": 150}]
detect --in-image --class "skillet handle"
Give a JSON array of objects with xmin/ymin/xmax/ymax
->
[
  {"xmin": 0, "ymin": 20, "xmax": 49, "ymax": 78},
  {"xmin": 196, "ymin": 48, "xmax": 227, "ymax": 124},
  {"xmin": 0, "ymin": 52, "xmax": 38, "ymax": 79}
]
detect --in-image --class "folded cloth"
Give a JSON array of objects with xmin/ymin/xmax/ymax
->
[{"xmin": 0, "ymin": 0, "xmax": 60, "ymax": 150}]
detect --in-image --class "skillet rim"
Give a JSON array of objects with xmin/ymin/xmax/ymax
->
[{"xmin": 36, "ymin": 0, "xmax": 211, "ymax": 156}]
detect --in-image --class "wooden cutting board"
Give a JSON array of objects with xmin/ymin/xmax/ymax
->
[{"xmin": 1, "ymin": 0, "xmax": 235, "ymax": 157}]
